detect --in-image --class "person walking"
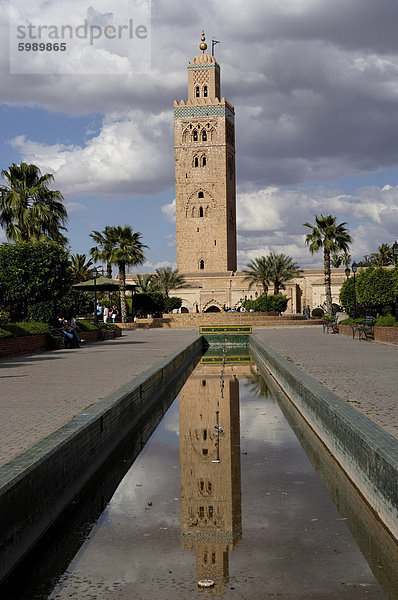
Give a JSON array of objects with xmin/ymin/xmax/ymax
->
[
  {"xmin": 103, "ymin": 305, "xmax": 109, "ymax": 324},
  {"xmin": 111, "ymin": 305, "xmax": 119, "ymax": 323},
  {"xmin": 304, "ymin": 305, "xmax": 311, "ymax": 320}
]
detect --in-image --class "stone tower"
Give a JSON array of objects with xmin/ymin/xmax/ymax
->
[{"xmin": 174, "ymin": 32, "xmax": 237, "ymax": 273}]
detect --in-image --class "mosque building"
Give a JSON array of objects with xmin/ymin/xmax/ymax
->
[{"xmin": 127, "ymin": 33, "xmax": 345, "ymax": 314}]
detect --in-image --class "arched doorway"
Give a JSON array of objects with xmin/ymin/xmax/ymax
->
[
  {"xmin": 204, "ymin": 305, "xmax": 221, "ymax": 313},
  {"xmin": 180, "ymin": 306, "xmax": 189, "ymax": 313}
]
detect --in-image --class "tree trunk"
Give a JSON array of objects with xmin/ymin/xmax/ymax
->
[
  {"xmin": 107, "ymin": 263, "xmax": 112, "ymax": 279},
  {"xmin": 119, "ymin": 262, "xmax": 127, "ymax": 323},
  {"xmin": 324, "ymin": 248, "xmax": 333, "ymax": 314}
]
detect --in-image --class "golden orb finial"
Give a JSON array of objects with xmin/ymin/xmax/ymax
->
[{"xmin": 199, "ymin": 29, "xmax": 207, "ymax": 52}]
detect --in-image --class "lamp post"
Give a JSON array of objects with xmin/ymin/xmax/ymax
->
[
  {"xmin": 344, "ymin": 266, "xmax": 350, "ymax": 279},
  {"xmin": 393, "ymin": 241, "xmax": 398, "ymax": 321},
  {"xmin": 92, "ymin": 266, "xmax": 100, "ymax": 325},
  {"xmin": 352, "ymin": 261, "xmax": 358, "ymax": 319}
]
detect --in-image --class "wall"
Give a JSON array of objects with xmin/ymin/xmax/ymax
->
[
  {"xmin": 0, "ymin": 336, "xmax": 202, "ymax": 582},
  {"xmin": 339, "ymin": 324, "xmax": 398, "ymax": 345},
  {"xmin": 250, "ymin": 335, "xmax": 398, "ymax": 542},
  {"xmin": 120, "ymin": 313, "xmax": 321, "ymax": 329}
]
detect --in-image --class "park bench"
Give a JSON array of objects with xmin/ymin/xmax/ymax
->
[
  {"xmin": 49, "ymin": 328, "xmax": 78, "ymax": 349},
  {"xmin": 322, "ymin": 315, "xmax": 339, "ymax": 334},
  {"xmin": 351, "ymin": 316, "xmax": 375, "ymax": 340}
]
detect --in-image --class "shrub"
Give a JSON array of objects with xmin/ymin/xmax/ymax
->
[
  {"xmin": 76, "ymin": 320, "xmax": 98, "ymax": 331},
  {"xmin": 164, "ymin": 296, "xmax": 182, "ymax": 313},
  {"xmin": 374, "ymin": 314, "xmax": 396, "ymax": 327},
  {"xmin": 1, "ymin": 321, "xmax": 50, "ymax": 337},
  {"xmin": 0, "ymin": 328, "xmax": 12, "ymax": 338},
  {"xmin": 0, "ymin": 309, "xmax": 9, "ymax": 325},
  {"xmin": 312, "ymin": 307, "xmax": 324, "ymax": 317},
  {"xmin": 339, "ymin": 317, "xmax": 365, "ymax": 325}
]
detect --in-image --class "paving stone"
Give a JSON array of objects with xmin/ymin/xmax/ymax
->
[
  {"xmin": 0, "ymin": 329, "xmax": 199, "ymax": 466},
  {"xmin": 254, "ymin": 326, "xmax": 398, "ymax": 440}
]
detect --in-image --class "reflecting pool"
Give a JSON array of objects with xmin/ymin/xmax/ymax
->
[{"xmin": 2, "ymin": 348, "xmax": 397, "ymax": 599}]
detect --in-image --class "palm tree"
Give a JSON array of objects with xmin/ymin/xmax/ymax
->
[
  {"xmin": 136, "ymin": 273, "xmax": 154, "ymax": 293},
  {"xmin": 90, "ymin": 226, "xmax": 117, "ymax": 278},
  {"xmin": 304, "ymin": 214, "xmax": 351, "ymax": 314},
  {"xmin": 151, "ymin": 266, "xmax": 188, "ymax": 298},
  {"xmin": 242, "ymin": 256, "xmax": 271, "ymax": 295},
  {"xmin": 375, "ymin": 243, "xmax": 393, "ymax": 266},
  {"xmin": 267, "ymin": 252, "xmax": 302, "ymax": 294},
  {"xmin": 71, "ymin": 253, "xmax": 93, "ymax": 283},
  {"xmin": 0, "ymin": 162, "xmax": 68, "ymax": 244},
  {"xmin": 331, "ymin": 253, "xmax": 343, "ymax": 268},
  {"xmin": 103, "ymin": 225, "xmax": 147, "ymax": 322}
]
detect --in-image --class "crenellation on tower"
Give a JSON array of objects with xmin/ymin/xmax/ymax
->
[{"xmin": 174, "ymin": 33, "xmax": 237, "ymax": 274}]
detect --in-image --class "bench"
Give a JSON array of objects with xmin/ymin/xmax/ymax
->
[
  {"xmin": 351, "ymin": 316, "xmax": 375, "ymax": 340},
  {"xmin": 49, "ymin": 328, "xmax": 78, "ymax": 349},
  {"xmin": 322, "ymin": 315, "xmax": 339, "ymax": 334}
]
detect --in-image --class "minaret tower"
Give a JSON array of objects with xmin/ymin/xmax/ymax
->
[{"xmin": 174, "ymin": 32, "xmax": 237, "ymax": 273}]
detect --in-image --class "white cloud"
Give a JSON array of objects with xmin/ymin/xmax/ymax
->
[
  {"xmin": 161, "ymin": 199, "xmax": 176, "ymax": 223},
  {"xmin": 11, "ymin": 110, "xmax": 174, "ymax": 196}
]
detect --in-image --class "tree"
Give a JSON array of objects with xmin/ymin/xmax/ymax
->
[
  {"xmin": 136, "ymin": 273, "xmax": 154, "ymax": 293},
  {"xmin": 151, "ymin": 266, "xmax": 189, "ymax": 298},
  {"xmin": 90, "ymin": 226, "xmax": 118, "ymax": 279},
  {"xmin": 0, "ymin": 162, "xmax": 68, "ymax": 245},
  {"xmin": 70, "ymin": 253, "xmax": 93, "ymax": 283},
  {"xmin": 242, "ymin": 257, "xmax": 272, "ymax": 311},
  {"xmin": 242, "ymin": 257, "xmax": 271, "ymax": 295},
  {"xmin": 99, "ymin": 225, "xmax": 147, "ymax": 322},
  {"xmin": 164, "ymin": 296, "xmax": 183, "ymax": 313},
  {"xmin": 371, "ymin": 243, "xmax": 394, "ymax": 267},
  {"xmin": 304, "ymin": 214, "xmax": 351, "ymax": 314},
  {"xmin": 266, "ymin": 252, "xmax": 302, "ymax": 294},
  {"xmin": 0, "ymin": 241, "xmax": 72, "ymax": 321}
]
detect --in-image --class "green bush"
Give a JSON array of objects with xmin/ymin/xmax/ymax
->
[
  {"xmin": 312, "ymin": 307, "xmax": 324, "ymax": 317},
  {"xmin": 0, "ymin": 328, "xmax": 12, "ymax": 338},
  {"xmin": 164, "ymin": 296, "xmax": 182, "ymax": 313},
  {"xmin": 243, "ymin": 294, "xmax": 288, "ymax": 313},
  {"xmin": 339, "ymin": 317, "xmax": 365, "ymax": 325},
  {"xmin": 374, "ymin": 314, "xmax": 396, "ymax": 327},
  {"xmin": 1, "ymin": 321, "xmax": 50, "ymax": 337},
  {"xmin": 76, "ymin": 320, "xmax": 98, "ymax": 331},
  {"xmin": 0, "ymin": 309, "xmax": 9, "ymax": 325}
]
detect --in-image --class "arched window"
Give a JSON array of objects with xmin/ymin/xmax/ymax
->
[
  {"xmin": 202, "ymin": 380, "xmax": 206, "ymax": 386},
  {"xmin": 199, "ymin": 206, "xmax": 204, "ymax": 218},
  {"xmin": 202, "ymin": 130, "xmax": 207, "ymax": 142},
  {"xmin": 195, "ymin": 86, "xmax": 200, "ymax": 97},
  {"xmin": 202, "ymin": 156, "xmax": 207, "ymax": 166},
  {"xmin": 194, "ymin": 156, "xmax": 199, "ymax": 167},
  {"xmin": 198, "ymin": 191, "xmax": 204, "ymax": 198},
  {"xmin": 203, "ymin": 429, "xmax": 207, "ymax": 440},
  {"xmin": 203, "ymin": 85, "xmax": 208, "ymax": 97},
  {"xmin": 200, "ymin": 260, "xmax": 205, "ymax": 270},
  {"xmin": 208, "ymin": 506, "xmax": 214, "ymax": 517},
  {"xmin": 199, "ymin": 506, "xmax": 205, "ymax": 518},
  {"xmin": 211, "ymin": 552, "xmax": 216, "ymax": 564},
  {"xmin": 193, "ymin": 129, "xmax": 198, "ymax": 141}
]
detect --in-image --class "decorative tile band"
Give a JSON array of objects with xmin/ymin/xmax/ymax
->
[
  {"xmin": 174, "ymin": 105, "xmax": 234, "ymax": 122},
  {"xmin": 187, "ymin": 64, "xmax": 218, "ymax": 70}
]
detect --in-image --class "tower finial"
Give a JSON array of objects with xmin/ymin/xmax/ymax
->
[{"xmin": 199, "ymin": 29, "xmax": 207, "ymax": 53}]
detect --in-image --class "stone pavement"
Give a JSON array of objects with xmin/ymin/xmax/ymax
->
[
  {"xmin": 254, "ymin": 326, "xmax": 398, "ymax": 440},
  {"xmin": 0, "ymin": 329, "xmax": 199, "ymax": 466}
]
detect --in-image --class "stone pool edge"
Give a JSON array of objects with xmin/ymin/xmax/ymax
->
[
  {"xmin": 250, "ymin": 334, "xmax": 398, "ymax": 542},
  {"xmin": 0, "ymin": 335, "xmax": 203, "ymax": 583}
]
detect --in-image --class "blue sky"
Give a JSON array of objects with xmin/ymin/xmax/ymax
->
[{"xmin": 2, "ymin": 0, "xmax": 398, "ymax": 271}]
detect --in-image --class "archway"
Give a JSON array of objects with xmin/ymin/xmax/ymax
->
[
  {"xmin": 204, "ymin": 305, "xmax": 221, "ymax": 313},
  {"xmin": 180, "ymin": 306, "xmax": 189, "ymax": 313}
]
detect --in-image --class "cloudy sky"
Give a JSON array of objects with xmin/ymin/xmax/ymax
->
[{"xmin": 1, "ymin": 0, "xmax": 398, "ymax": 270}]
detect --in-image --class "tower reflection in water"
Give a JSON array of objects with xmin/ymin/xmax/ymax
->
[{"xmin": 179, "ymin": 350, "xmax": 251, "ymax": 595}]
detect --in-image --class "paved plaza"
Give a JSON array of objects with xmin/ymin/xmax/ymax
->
[
  {"xmin": 0, "ymin": 326, "xmax": 397, "ymax": 466},
  {"xmin": 255, "ymin": 326, "xmax": 398, "ymax": 440}
]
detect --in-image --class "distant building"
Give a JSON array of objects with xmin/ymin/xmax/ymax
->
[{"xmin": 126, "ymin": 33, "xmax": 346, "ymax": 313}]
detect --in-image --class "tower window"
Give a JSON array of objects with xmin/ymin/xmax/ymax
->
[
  {"xmin": 203, "ymin": 85, "xmax": 208, "ymax": 97},
  {"xmin": 202, "ymin": 156, "xmax": 207, "ymax": 166},
  {"xmin": 195, "ymin": 86, "xmax": 200, "ymax": 97},
  {"xmin": 193, "ymin": 130, "xmax": 198, "ymax": 141},
  {"xmin": 194, "ymin": 157, "xmax": 199, "ymax": 167},
  {"xmin": 199, "ymin": 206, "xmax": 204, "ymax": 218},
  {"xmin": 203, "ymin": 429, "xmax": 207, "ymax": 440},
  {"xmin": 208, "ymin": 506, "xmax": 214, "ymax": 517},
  {"xmin": 214, "ymin": 240, "xmax": 216, "ymax": 246},
  {"xmin": 200, "ymin": 260, "xmax": 205, "ymax": 270},
  {"xmin": 211, "ymin": 552, "xmax": 216, "ymax": 564},
  {"xmin": 202, "ymin": 447, "xmax": 208, "ymax": 454},
  {"xmin": 198, "ymin": 191, "xmax": 204, "ymax": 198},
  {"xmin": 202, "ymin": 380, "xmax": 206, "ymax": 386},
  {"xmin": 199, "ymin": 506, "xmax": 205, "ymax": 518},
  {"xmin": 202, "ymin": 130, "xmax": 207, "ymax": 141}
]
